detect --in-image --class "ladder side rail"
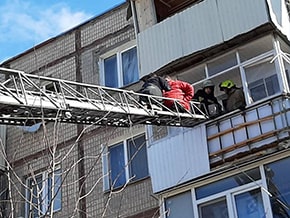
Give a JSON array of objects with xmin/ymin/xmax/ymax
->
[
  {"xmin": 98, "ymin": 88, "xmax": 130, "ymax": 113},
  {"xmin": 9, "ymin": 75, "xmax": 24, "ymax": 99},
  {"xmin": 0, "ymin": 67, "xmax": 21, "ymax": 77},
  {"xmin": 123, "ymin": 91, "xmax": 153, "ymax": 112},
  {"xmin": 59, "ymin": 82, "xmax": 104, "ymax": 110},
  {"xmin": 59, "ymin": 79, "xmax": 129, "ymax": 112},
  {"xmin": 18, "ymin": 72, "xmax": 64, "ymax": 109},
  {"xmin": 0, "ymin": 81, "xmax": 23, "ymax": 104},
  {"xmin": 25, "ymin": 71, "xmax": 134, "ymax": 95},
  {"xmin": 122, "ymin": 91, "xmax": 144, "ymax": 114},
  {"xmin": 0, "ymin": 67, "xmax": 208, "ymax": 127},
  {"xmin": 3, "ymin": 77, "xmax": 13, "ymax": 86},
  {"xmin": 87, "ymin": 87, "xmax": 117, "ymax": 106},
  {"xmin": 0, "ymin": 68, "xmax": 26, "ymax": 99},
  {"xmin": 190, "ymin": 101, "xmax": 209, "ymax": 118},
  {"xmin": 17, "ymin": 72, "xmax": 28, "ymax": 105},
  {"xmin": 96, "ymin": 87, "xmax": 105, "ymax": 106},
  {"xmin": 53, "ymin": 81, "xmax": 69, "ymax": 109},
  {"xmin": 119, "ymin": 92, "xmax": 129, "ymax": 113}
]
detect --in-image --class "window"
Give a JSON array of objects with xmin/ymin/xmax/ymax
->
[
  {"xmin": 162, "ymin": 159, "xmax": 290, "ymax": 218},
  {"xmin": 195, "ymin": 168, "xmax": 261, "ymax": 199},
  {"xmin": 245, "ymin": 60, "xmax": 280, "ymax": 102},
  {"xmin": 101, "ymin": 45, "xmax": 139, "ymax": 88},
  {"xmin": 178, "ymin": 35, "xmax": 285, "ymax": 109},
  {"xmin": 264, "ymin": 157, "xmax": 290, "ymax": 217},
  {"xmin": 199, "ymin": 197, "xmax": 228, "ymax": 218},
  {"xmin": 234, "ymin": 188, "xmax": 265, "ymax": 218},
  {"xmin": 165, "ymin": 168, "xmax": 262, "ymax": 218},
  {"xmin": 25, "ymin": 169, "xmax": 62, "ymax": 217},
  {"xmin": 207, "ymin": 52, "xmax": 237, "ymax": 77},
  {"xmin": 104, "ymin": 134, "xmax": 148, "ymax": 190},
  {"xmin": 165, "ymin": 191, "xmax": 194, "ymax": 218},
  {"xmin": 238, "ymin": 35, "xmax": 273, "ymax": 62}
]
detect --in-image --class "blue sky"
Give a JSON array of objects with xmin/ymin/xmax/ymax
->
[{"xmin": 0, "ymin": 0, "xmax": 126, "ymax": 64}]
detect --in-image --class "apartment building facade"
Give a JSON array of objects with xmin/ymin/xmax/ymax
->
[
  {"xmin": 129, "ymin": 0, "xmax": 290, "ymax": 217},
  {"xmin": 1, "ymin": 0, "xmax": 290, "ymax": 218},
  {"xmin": 0, "ymin": 2, "xmax": 159, "ymax": 218}
]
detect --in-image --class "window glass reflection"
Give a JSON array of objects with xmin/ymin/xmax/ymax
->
[
  {"xmin": 104, "ymin": 55, "xmax": 118, "ymax": 88},
  {"xmin": 238, "ymin": 35, "xmax": 273, "ymax": 62},
  {"xmin": 199, "ymin": 197, "xmax": 228, "ymax": 218},
  {"xmin": 265, "ymin": 157, "xmax": 290, "ymax": 218},
  {"xmin": 245, "ymin": 60, "xmax": 279, "ymax": 102},
  {"xmin": 122, "ymin": 47, "xmax": 139, "ymax": 86},
  {"xmin": 235, "ymin": 188, "xmax": 265, "ymax": 218},
  {"xmin": 165, "ymin": 191, "xmax": 194, "ymax": 218},
  {"xmin": 196, "ymin": 168, "xmax": 260, "ymax": 199}
]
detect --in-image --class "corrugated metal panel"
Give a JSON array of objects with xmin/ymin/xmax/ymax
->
[
  {"xmin": 180, "ymin": 0, "xmax": 223, "ymax": 57},
  {"xmin": 147, "ymin": 125, "xmax": 209, "ymax": 193},
  {"xmin": 218, "ymin": 0, "xmax": 269, "ymax": 41},
  {"xmin": 138, "ymin": 14, "xmax": 183, "ymax": 78},
  {"xmin": 137, "ymin": 0, "xmax": 270, "ymax": 76},
  {"xmin": 0, "ymin": 125, "xmax": 6, "ymax": 171}
]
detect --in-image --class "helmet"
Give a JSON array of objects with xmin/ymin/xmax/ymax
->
[
  {"xmin": 202, "ymin": 80, "xmax": 214, "ymax": 88},
  {"xmin": 219, "ymin": 80, "xmax": 235, "ymax": 90}
]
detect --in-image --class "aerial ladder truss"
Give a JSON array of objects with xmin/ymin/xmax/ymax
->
[{"xmin": 0, "ymin": 67, "xmax": 207, "ymax": 127}]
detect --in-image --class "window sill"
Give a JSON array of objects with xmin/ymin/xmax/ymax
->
[{"xmin": 103, "ymin": 176, "xmax": 151, "ymax": 194}]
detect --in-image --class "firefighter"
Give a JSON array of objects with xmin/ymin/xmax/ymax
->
[{"xmin": 219, "ymin": 80, "xmax": 246, "ymax": 112}]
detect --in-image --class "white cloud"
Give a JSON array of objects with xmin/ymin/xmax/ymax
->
[{"xmin": 0, "ymin": 0, "xmax": 92, "ymax": 44}]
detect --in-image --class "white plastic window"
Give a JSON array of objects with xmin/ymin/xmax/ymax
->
[
  {"xmin": 25, "ymin": 169, "xmax": 62, "ymax": 218},
  {"xmin": 103, "ymin": 134, "xmax": 148, "ymax": 190},
  {"xmin": 100, "ymin": 44, "xmax": 139, "ymax": 88}
]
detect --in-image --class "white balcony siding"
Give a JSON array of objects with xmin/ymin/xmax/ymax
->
[
  {"xmin": 267, "ymin": 0, "xmax": 290, "ymax": 39},
  {"xmin": 147, "ymin": 125, "xmax": 209, "ymax": 193},
  {"xmin": 148, "ymin": 96, "xmax": 290, "ymax": 193},
  {"xmin": 218, "ymin": 0, "xmax": 269, "ymax": 41},
  {"xmin": 137, "ymin": 0, "xmax": 271, "ymax": 76}
]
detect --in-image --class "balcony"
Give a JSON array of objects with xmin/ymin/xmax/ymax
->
[
  {"xmin": 136, "ymin": 0, "xmax": 290, "ymax": 77},
  {"xmin": 207, "ymin": 95, "xmax": 290, "ymax": 166},
  {"xmin": 147, "ymin": 94, "xmax": 290, "ymax": 193}
]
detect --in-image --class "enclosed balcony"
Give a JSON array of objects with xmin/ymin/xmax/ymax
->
[
  {"xmin": 146, "ymin": 33, "xmax": 290, "ymax": 193},
  {"xmin": 133, "ymin": 0, "xmax": 290, "ymax": 77}
]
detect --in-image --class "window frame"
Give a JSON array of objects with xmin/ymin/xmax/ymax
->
[
  {"xmin": 162, "ymin": 166, "xmax": 273, "ymax": 218},
  {"xmin": 25, "ymin": 168, "xmax": 62, "ymax": 218},
  {"xmin": 99, "ymin": 40, "xmax": 139, "ymax": 88},
  {"xmin": 188, "ymin": 36, "xmax": 286, "ymax": 109},
  {"xmin": 102, "ymin": 133, "xmax": 149, "ymax": 191}
]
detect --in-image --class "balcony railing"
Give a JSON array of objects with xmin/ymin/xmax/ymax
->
[
  {"xmin": 147, "ymin": 95, "xmax": 290, "ymax": 193},
  {"xmin": 207, "ymin": 94, "xmax": 290, "ymax": 167}
]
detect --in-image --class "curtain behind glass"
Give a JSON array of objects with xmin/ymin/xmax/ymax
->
[
  {"xmin": 109, "ymin": 143, "xmax": 126, "ymax": 188},
  {"xmin": 104, "ymin": 55, "xmax": 118, "ymax": 88},
  {"xmin": 122, "ymin": 47, "xmax": 139, "ymax": 86},
  {"xmin": 265, "ymin": 157, "xmax": 290, "ymax": 218},
  {"xmin": 128, "ymin": 134, "xmax": 148, "ymax": 181}
]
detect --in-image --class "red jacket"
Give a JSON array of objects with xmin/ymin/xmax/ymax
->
[{"xmin": 163, "ymin": 80, "xmax": 194, "ymax": 111}]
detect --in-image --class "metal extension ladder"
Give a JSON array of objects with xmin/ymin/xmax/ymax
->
[{"xmin": 0, "ymin": 67, "xmax": 207, "ymax": 127}]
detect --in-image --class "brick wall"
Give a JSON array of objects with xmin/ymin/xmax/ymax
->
[{"xmin": 1, "ymin": 2, "xmax": 158, "ymax": 218}]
